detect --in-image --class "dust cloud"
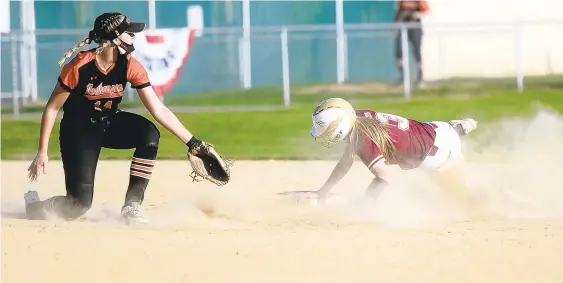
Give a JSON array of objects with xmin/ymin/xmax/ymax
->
[
  {"xmin": 3, "ymin": 108, "xmax": 563, "ymax": 283},
  {"xmin": 149, "ymin": 106, "xmax": 563, "ymax": 229},
  {"xmin": 2, "ymin": 107, "xmax": 562, "ymax": 230},
  {"xmin": 462, "ymin": 106, "xmax": 563, "ymax": 219}
]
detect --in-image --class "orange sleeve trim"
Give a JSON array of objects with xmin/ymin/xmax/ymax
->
[
  {"xmin": 127, "ymin": 56, "xmax": 151, "ymax": 89},
  {"xmin": 58, "ymin": 52, "xmax": 95, "ymax": 91},
  {"xmin": 57, "ymin": 77, "xmax": 72, "ymax": 92},
  {"xmin": 132, "ymin": 82, "xmax": 151, "ymax": 89}
]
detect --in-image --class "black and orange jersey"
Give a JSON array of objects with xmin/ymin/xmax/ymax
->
[
  {"xmin": 57, "ymin": 49, "xmax": 151, "ymax": 119},
  {"xmin": 397, "ymin": 0, "xmax": 429, "ymax": 12}
]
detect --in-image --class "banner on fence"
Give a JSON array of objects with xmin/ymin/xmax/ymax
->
[
  {"xmin": 132, "ymin": 28, "xmax": 196, "ymax": 96},
  {"xmin": 0, "ymin": 0, "xmax": 9, "ymax": 33}
]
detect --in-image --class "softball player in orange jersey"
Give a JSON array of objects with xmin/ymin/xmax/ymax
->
[{"xmin": 25, "ymin": 12, "xmax": 214, "ymax": 224}]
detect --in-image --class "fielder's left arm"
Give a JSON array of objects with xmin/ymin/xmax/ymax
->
[{"xmin": 136, "ymin": 84, "xmax": 232, "ymax": 186}]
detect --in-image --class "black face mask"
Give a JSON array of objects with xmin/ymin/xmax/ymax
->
[{"xmin": 116, "ymin": 40, "xmax": 135, "ymax": 55}]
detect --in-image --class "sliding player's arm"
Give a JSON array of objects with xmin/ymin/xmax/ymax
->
[{"xmin": 316, "ymin": 143, "xmax": 355, "ymax": 197}]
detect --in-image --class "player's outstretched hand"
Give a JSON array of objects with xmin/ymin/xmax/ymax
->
[
  {"xmin": 311, "ymin": 189, "xmax": 349, "ymax": 207},
  {"xmin": 313, "ymin": 189, "xmax": 330, "ymax": 205},
  {"xmin": 27, "ymin": 151, "xmax": 48, "ymax": 182}
]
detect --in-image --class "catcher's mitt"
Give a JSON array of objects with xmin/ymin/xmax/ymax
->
[{"xmin": 187, "ymin": 141, "xmax": 233, "ymax": 186}]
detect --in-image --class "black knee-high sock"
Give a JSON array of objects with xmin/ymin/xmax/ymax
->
[{"xmin": 125, "ymin": 146, "xmax": 158, "ymax": 206}]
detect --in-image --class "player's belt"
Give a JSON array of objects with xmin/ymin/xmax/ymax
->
[
  {"xmin": 89, "ymin": 109, "xmax": 121, "ymax": 129},
  {"xmin": 90, "ymin": 115, "xmax": 109, "ymax": 123},
  {"xmin": 90, "ymin": 116, "xmax": 111, "ymax": 130}
]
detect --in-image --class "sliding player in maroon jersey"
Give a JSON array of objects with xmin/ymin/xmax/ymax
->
[
  {"xmin": 25, "ymin": 12, "xmax": 221, "ymax": 224},
  {"xmin": 309, "ymin": 98, "xmax": 480, "ymax": 213}
]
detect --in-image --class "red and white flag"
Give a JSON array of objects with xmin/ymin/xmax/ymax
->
[{"xmin": 132, "ymin": 28, "xmax": 196, "ymax": 96}]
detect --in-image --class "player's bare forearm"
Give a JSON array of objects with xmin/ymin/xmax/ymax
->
[
  {"xmin": 319, "ymin": 147, "xmax": 354, "ymax": 194},
  {"xmin": 321, "ymin": 159, "xmax": 352, "ymax": 190},
  {"xmin": 38, "ymin": 83, "xmax": 70, "ymax": 153},
  {"xmin": 137, "ymin": 86, "xmax": 194, "ymax": 144},
  {"xmin": 37, "ymin": 107, "xmax": 59, "ymax": 153},
  {"xmin": 364, "ymin": 177, "xmax": 388, "ymax": 200},
  {"xmin": 152, "ymin": 106, "xmax": 194, "ymax": 144}
]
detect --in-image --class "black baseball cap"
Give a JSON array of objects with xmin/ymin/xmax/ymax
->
[{"xmin": 90, "ymin": 12, "xmax": 145, "ymax": 42}]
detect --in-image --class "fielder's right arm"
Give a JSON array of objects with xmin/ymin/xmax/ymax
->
[
  {"xmin": 28, "ymin": 82, "xmax": 71, "ymax": 181},
  {"xmin": 316, "ymin": 143, "xmax": 355, "ymax": 197}
]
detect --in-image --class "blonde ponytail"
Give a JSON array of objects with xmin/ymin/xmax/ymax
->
[
  {"xmin": 351, "ymin": 117, "xmax": 396, "ymax": 163},
  {"xmin": 58, "ymin": 38, "xmax": 91, "ymax": 67},
  {"xmin": 58, "ymin": 38, "xmax": 116, "ymax": 67},
  {"xmin": 93, "ymin": 40, "xmax": 113, "ymax": 55}
]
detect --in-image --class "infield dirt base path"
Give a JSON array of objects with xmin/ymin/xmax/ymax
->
[{"xmin": 2, "ymin": 160, "xmax": 563, "ymax": 283}]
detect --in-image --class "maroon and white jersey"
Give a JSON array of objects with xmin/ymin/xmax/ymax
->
[{"xmin": 354, "ymin": 110, "xmax": 437, "ymax": 170}]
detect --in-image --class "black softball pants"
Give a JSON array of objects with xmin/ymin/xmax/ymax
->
[
  {"xmin": 395, "ymin": 25, "xmax": 424, "ymax": 82},
  {"xmin": 395, "ymin": 26, "xmax": 423, "ymax": 64},
  {"xmin": 54, "ymin": 111, "xmax": 160, "ymax": 220}
]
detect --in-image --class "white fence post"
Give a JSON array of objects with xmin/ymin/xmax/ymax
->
[
  {"xmin": 241, "ymin": 0, "xmax": 252, "ymax": 89},
  {"xmin": 147, "ymin": 0, "xmax": 164, "ymax": 103},
  {"xmin": 238, "ymin": 37, "xmax": 245, "ymax": 89},
  {"xmin": 400, "ymin": 24, "xmax": 411, "ymax": 100},
  {"xmin": 22, "ymin": 0, "xmax": 37, "ymax": 104},
  {"xmin": 11, "ymin": 37, "xmax": 20, "ymax": 118},
  {"xmin": 335, "ymin": 0, "xmax": 345, "ymax": 84},
  {"xmin": 280, "ymin": 27, "xmax": 291, "ymax": 109},
  {"xmin": 148, "ymin": 0, "xmax": 156, "ymax": 29},
  {"xmin": 514, "ymin": 23, "xmax": 524, "ymax": 93},
  {"xmin": 343, "ymin": 32, "xmax": 349, "ymax": 81}
]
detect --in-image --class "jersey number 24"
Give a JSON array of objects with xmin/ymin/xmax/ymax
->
[{"xmin": 94, "ymin": 100, "xmax": 113, "ymax": 111}]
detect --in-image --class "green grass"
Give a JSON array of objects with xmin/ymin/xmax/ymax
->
[
  {"xmin": 4, "ymin": 75, "xmax": 563, "ymax": 114},
  {"xmin": 3, "ymin": 86, "xmax": 563, "ymax": 160}
]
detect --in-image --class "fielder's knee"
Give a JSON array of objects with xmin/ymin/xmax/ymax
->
[
  {"xmin": 143, "ymin": 122, "xmax": 161, "ymax": 148},
  {"xmin": 136, "ymin": 123, "xmax": 160, "ymax": 158}
]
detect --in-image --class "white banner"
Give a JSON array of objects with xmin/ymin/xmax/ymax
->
[
  {"xmin": 132, "ymin": 28, "xmax": 196, "ymax": 96},
  {"xmin": 0, "ymin": 0, "xmax": 9, "ymax": 33}
]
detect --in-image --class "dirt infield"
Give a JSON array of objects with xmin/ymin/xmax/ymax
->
[{"xmin": 2, "ymin": 158, "xmax": 563, "ymax": 283}]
